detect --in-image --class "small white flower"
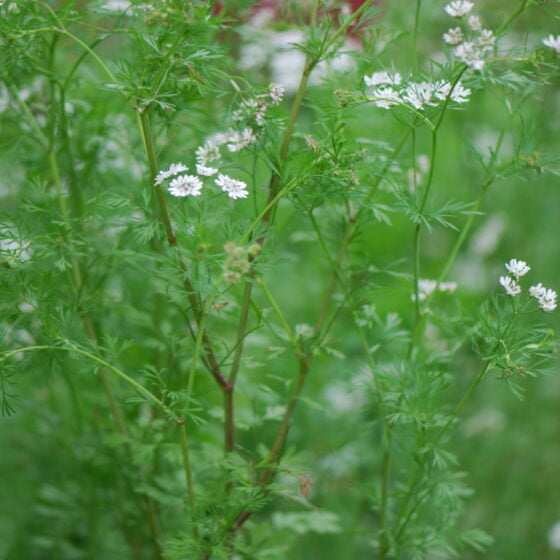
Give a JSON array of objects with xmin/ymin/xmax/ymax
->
[
  {"xmin": 450, "ymin": 82, "xmax": 472, "ymax": 103},
  {"xmin": 371, "ymin": 87, "xmax": 402, "ymax": 109},
  {"xmin": 443, "ymin": 27, "xmax": 464, "ymax": 45},
  {"xmin": 444, "ymin": 0, "xmax": 474, "ymax": 17},
  {"xmin": 269, "ymin": 83, "xmax": 285, "ymax": 104},
  {"xmin": 168, "ymin": 175, "xmax": 203, "ymax": 197},
  {"xmin": 215, "ymin": 173, "xmax": 249, "ymax": 200},
  {"xmin": 529, "ymin": 283, "xmax": 546, "ymax": 299},
  {"xmin": 505, "ymin": 258, "xmax": 530, "ymax": 280},
  {"xmin": 454, "ymin": 41, "xmax": 485, "ymax": 70},
  {"xmin": 196, "ymin": 164, "xmax": 218, "ymax": 177},
  {"xmin": 539, "ymin": 289, "xmax": 557, "ymax": 312},
  {"xmin": 417, "ymin": 279, "xmax": 437, "ymax": 301},
  {"xmin": 246, "ymin": 98, "xmax": 268, "ymax": 126},
  {"xmin": 403, "ymin": 82, "xmax": 438, "ymax": 110},
  {"xmin": 364, "ymin": 71, "xmax": 402, "ymax": 87},
  {"xmin": 196, "ymin": 143, "xmax": 222, "ymax": 166},
  {"xmin": 476, "ymin": 29, "xmax": 495, "ymax": 52},
  {"xmin": 530, "ymin": 283, "xmax": 557, "ymax": 312},
  {"xmin": 433, "ymin": 81, "xmax": 471, "ymax": 104},
  {"xmin": 500, "ymin": 276, "xmax": 521, "ymax": 296},
  {"xmin": 154, "ymin": 162, "xmax": 188, "ymax": 186},
  {"xmin": 226, "ymin": 128, "xmax": 257, "ymax": 152},
  {"xmin": 467, "ymin": 15, "xmax": 482, "ymax": 31},
  {"xmin": 543, "ymin": 34, "xmax": 560, "ymax": 55}
]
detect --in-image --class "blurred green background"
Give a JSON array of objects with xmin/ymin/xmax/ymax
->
[{"xmin": 1, "ymin": 1, "xmax": 560, "ymax": 558}]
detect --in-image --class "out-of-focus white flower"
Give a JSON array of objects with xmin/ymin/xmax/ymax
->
[
  {"xmin": 505, "ymin": 258, "xmax": 530, "ymax": 280},
  {"xmin": 530, "ymin": 283, "xmax": 557, "ymax": 312},
  {"xmin": 543, "ymin": 35, "xmax": 560, "ymax": 55},
  {"xmin": 270, "ymin": 30, "xmax": 307, "ymax": 92},
  {"xmin": 549, "ymin": 521, "xmax": 560, "ymax": 550},
  {"xmin": 215, "ymin": 174, "xmax": 249, "ymax": 200},
  {"xmin": 499, "ymin": 276, "xmax": 521, "ymax": 296},
  {"xmin": 268, "ymin": 83, "xmax": 285, "ymax": 105},
  {"xmin": 443, "ymin": 27, "xmax": 464, "ymax": 45},
  {"xmin": 364, "ymin": 71, "xmax": 402, "ymax": 87},
  {"xmin": 413, "ymin": 279, "xmax": 458, "ymax": 301},
  {"xmin": 454, "ymin": 41, "xmax": 485, "ymax": 70},
  {"xmin": 100, "ymin": 0, "xmax": 131, "ymax": 11},
  {"xmin": 370, "ymin": 87, "xmax": 402, "ymax": 109},
  {"xmin": 444, "ymin": 0, "xmax": 474, "ymax": 17},
  {"xmin": 450, "ymin": 82, "xmax": 472, "ymax": 103},
  {"xmin": 196, "ymin": 143, "xmax": 222, "ymax": 166},
  {"xmin": 529, "ymin": 283, "xmax": 546, "ymax": 299},
  {"xmin": 226, "ymin": 128, "xmax": 257, "ymax": 152},
  {"xmin": 154, "ymin": 163, "xmax": 188, "ymax": 186},
  {"xmin": 470, "ymin": 216, "xmax": 506, "ymax": 256},
  {"xmin": 476, "ymin": 29, "xmax": 496, "ymax": 52},
  {"xmin": 0, "ymin": 226, "xmax": 32, "ymax": 263},
  {"xmin": 168, "ymin": 175, "xmax": 203, "ymax": 197},
  {"xmin": 196, "ymin": 164, "xmax": 218, "ymax": 177},
  {"xmin": 468, "ymin": 15, "xmax": 482, "ymax": 31},
  {"xmin": 439, "ymin": 281, "xmax": 458, "ymax": 292}
]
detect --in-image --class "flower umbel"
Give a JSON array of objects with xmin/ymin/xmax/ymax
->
[
  {"xmin": 444, "ymin": 0, "xmax": 474, "ymax": 17},
  {"xmin": 168, "ymin": 175, "xmax": 203, "ymax": 197},
  {"xmin": 530, "ymin": 283, "xmax": 557, "ymax": 312},
  {"xmin": 500, "ymin": 276, "xmax": 521, "ymax": 296},
  {"xmin": 154, "ymin": 162, "xmax": 188, "ymax": 186},
  {"xmin": 505, "ymin": 258, "xmax": 530, "ymax": 280},
  {"xmin": 196, "ymin": 164, "xmax": 218, "ymax": 177},
  {"xmin": 443, "ymin": 27, "xmax": 464, "ymax": 45},
  {"xmin": 215, "ymin": 174, "xmax": 249, "ymax": 200}
]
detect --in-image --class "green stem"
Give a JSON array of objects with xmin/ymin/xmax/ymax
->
[
  {"xmin": 412, "ymin": 0, "xmax": 423, "ymax": 73},
  {"xmin": 258, "ymin": 277, "xmax": 300, "ymax": 355},
  {"xmin": 178, "ymin": 422, "xmax": 197, "ymax": 532},
  {"xmin": 224, "ymin": 281, "xmax": 253, "ymax": 452},
  {"xmin": 137, "ymin": 110, "xmax": 177, "ymax": 245}
]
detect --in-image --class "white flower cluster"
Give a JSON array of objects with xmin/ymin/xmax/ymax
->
[
  {"xmin": 153, "ymin": 84, "xmax": 283, "ymax": 201},
  {"xmin": 443, "ymin": 2, "xmax": 495, "ymax": 70},
  {"xmin": 415, "ymin": 279, "xmax": 458, "ymax": 301},
  {"xmin": 499, "ymin": 258, "xmax": 557, "ymax": 312},
  {"xmin": 365, "ymin": 71, "xmax": 471, "ymax": 110},
  {"xmin": 543, "ymin": 35, "xmax": 560, "ymax": 55},
  {"xmin": 232, "ymin": 83, "xmax": 285, "ymax": 126},
  {"xmin": 529, "ymin": 284, "xmax": 557, "ymax": 312},
  {"xmin": 154, "ymin": 162, "xmax": 248, "ymax": 201}
]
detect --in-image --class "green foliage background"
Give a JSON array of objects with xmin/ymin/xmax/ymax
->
[{"xmin": 1, "ymin": 0, "xmax": 560, "ymax": 558}]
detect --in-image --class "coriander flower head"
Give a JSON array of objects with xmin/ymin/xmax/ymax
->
[
  {"xmin": 364, "ymin": 71, "xmax": 402, "ymax": 87},
  {"xmin": 468, "ymin": 15, "xmax": 482, "ymax": 30},
  {"xmin": 476, "ymin": 29, "xmax": 496, "ymax": 52},
  {"xmin": 499, "ymin": 275, "xmax": 521, "ymax": 296},
  {"xmin": 196, "ymin": 143, "xmax": 222, "ymax": 166},
  {"xmin": 154, "ymin": 162, "xmax": 188, "ymax": 186},
  {"xmin": 168, "ymin": 174, "xmax": 203, "ymax": 197},
  {"xmin": 530, "ymin": 283, "xmax": 557, "ymax": 312},
  {"xmin": 196, "ymin": 164, "xmax": 218, "ymax": 177},
  {"xmin": 269, "ymin": 83, "xmax": 285, "ymax": 105},
  {"xmin": 215, "ymin": 173, "xmax": 249, "ymax": 200},
  {"xmin": 370, "ymin": 87, "xmax": 402, "ymax": 109},
  {"xmin": 443, "ymin": 27, "xmax": 464, "ymax": 45},
  {"xmin": 444, "ymin": 0, "xmax": 474, "ymax": 18},
  {"xmin": 505, "ymin": 258, "xmax": 530, "ymax": 280},
  {"xmin": 454, "ymin": 42, "xmax": 485, "ymax": 70},
  {"xmin": 543, "ymin": 35, "xmax": 560, "ymax": 55}
]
